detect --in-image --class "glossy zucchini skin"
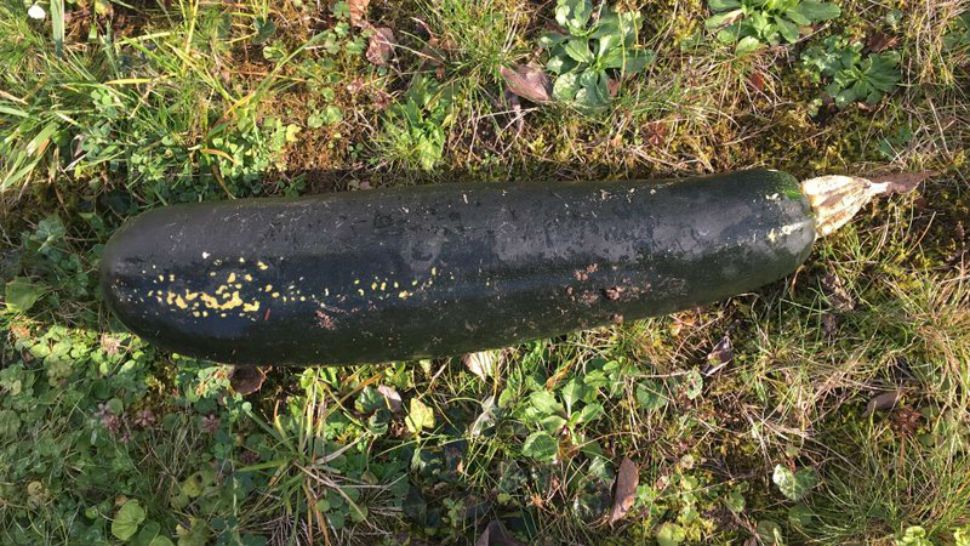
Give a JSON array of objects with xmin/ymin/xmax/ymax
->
[{"xmin": 101, "ymin": 169, "xmax": 815, "ymax": 365}]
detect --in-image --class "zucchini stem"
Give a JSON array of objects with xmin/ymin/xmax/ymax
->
[{"xmin": 801, "ymin": 174, "xmax": 918, "ymax": 237}]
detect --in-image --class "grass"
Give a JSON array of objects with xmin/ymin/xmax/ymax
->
[{"xmin": 1, "ymin": 0, "xmax": 969, "ymax": 544}]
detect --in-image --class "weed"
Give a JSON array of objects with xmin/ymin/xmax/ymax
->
[
  {"xmin": 705, "ymin": 0, "xmax": 841, "ymax": 53},
  {"xmin": 801, "ymin": 35, "xmax": 902, "ymax": 111},
  {"xmin": 376, "ymin": 77, "xmax": 454, "ymax": 172},
  {"xmin": 541, "ymin": 1, "xmax": 655, "ymax": 111}
]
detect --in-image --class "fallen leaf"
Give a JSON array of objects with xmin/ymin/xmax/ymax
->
[
  {"xmin": 348, "ymin": 0, "xmax": 370, "ymax": 28},
  {"xmin": 822, "ymin": 271, "xmax": 855, "ymax": 312},
  {"xmin": 462, "ymin": 351, "xmax": 497, "ymax": 381},
  {"xmin": 229, "ymin": 366, "xmax": 269, "ymax": 395},
  {"xmin": 500, "ymin": 64, "xmax": 552, "ymax": 104},
  {"xmin": 607, "ymin": 78, "xmax": 621, "ymax": 97},
  {"xmin": 366, "ymin": 27, "xmax": 395, "ymax": 66},
  {"xmin": 644, "ymin": 121, "xmax": 668, "ymax": 147},
  {"xmin": 503, "ymin": 89, "xmax": 525, "ymax": 137},
  {"xmin": 609, "ymin": 457, "xmax": 639, "ymax": 524},
  {"xmin": 748, "ymin": 70, "xmax": 766, "ymax": 92},
  {"xmin": 703, "ymin": 335, "xmax": 733, "ymax": 376},
  {"xmin": 468, "ymin": 396, "xmax": 497, "ymax": 437},
  {"xmin": 475, "ymin": 519, "xmax": 525, "ymax": 546},
  {"xmin": 868, "ymin": 170, "xmax": 936, "ymax": 194},
  {"xmin": 865, "ymin": 389, "xmax": 903, "ymax": 415},
  {"xmin": 867, "ymin": 32, "xmax": 899, "ymax": 53},
  {"xmin": 821, "ymin": 313, "xmax": 838, "ymax": 338},
  {"xmin": 377, "ymin": 384, "xmax": 402, "ymax": 412}
]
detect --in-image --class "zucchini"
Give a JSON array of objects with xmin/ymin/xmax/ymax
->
[{"xmin": 100, "ymin": 169, "xmax": 879, "ymax": 365}]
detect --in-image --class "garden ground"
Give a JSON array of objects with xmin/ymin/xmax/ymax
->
[{"xmin": 1, "ymin": 0, "xmax": 968, "ymax": 544}]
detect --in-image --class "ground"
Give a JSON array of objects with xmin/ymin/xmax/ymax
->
[{"xmin": 0, "ymin": 0, "xmax": 968, "ymax": 545}]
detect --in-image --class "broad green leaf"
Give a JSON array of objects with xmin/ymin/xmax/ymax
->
[
  {"xmin": 709, "ymin": 0, "xmax": 741, "ymax": 10},
  {"xmin": 553, "ymin": 72, "xmax": 582, "ymax": 101},
  {"xmin": 597, "ymin": 32, "xmax": 620, "ymax": 57},
  {"xmin": 785, "ymin": 7, "xmax": 811, "ymax": 25},
  {"xmin": 954, "ymin": 525, "xmax": 970, "ymax": 546},
  {"xmin": 793, "ymin": 1, "xmax": 841, "ymax": 22},
  {"xmin": 656, "ymin": 522, "xmax": 686, "ymax": 546},
  {"xmin": 112, "ymin": 500, "xmax": 146, "ymax": 541},
  {"xmin": 574, "ymin": 403, "xmax": 603, "ymax": 424},
  {"xmin": 522, "ymin": 431, "xmax": 558, "ymax": 461},
  {"xmin": 617, "ymin": 10, "xmax": 643, "ymax": 46},
  {"xmin": 5, "ymin": 277, "xmax": 44, "ymax": 312},
  {"xmin": 724, "ymin": 488, "xmax": 746, "ymax": 513},
  {"xmin": 539, "ymin": 32, "xmax": 568, "ymax": 48},
  {"xmin": 834, "ymin": 87, "xmax": 855, "ymax": 108},
  {"xmin": 540, "ymin": 414, "xmax": 567, "ymax": 434},
  {"xmin": 150, "ymin": 537, "xmax": 175, "ymax": 546},
  {"xmin": 757, "ymin": 519, "xmax": 786, "ymax": 545},
  {"xmin": 591, "ymin": 13, "xmax": 620, "ymax": 40},
  {"xmin": 736, "ymin": 36, "xmax": 764, "ymax": 54},
  {"xmin": 555, "ymin": 0, "xmax": 593, "ymax": 33},
  {"xmin": 635, "ymin": 381, "xmax": 667, "ymax": 411},
  {"xmin": 355, "ymin": 386, "xmax": 384, "ymax": 414},
  {"xmin": 717, "ymin": 25, "xmax": 741, "ymax": 44},
  {"xmin": 772, "ymin": 465, "xmax": 817, "ymax": 501},
  {"xmin": 575, "ymin": 69, "xmax": 610, "ymax": 109},
  {"xmin": 774, "ymin": 16, "xmax": 801, "ymax": 43},
  {"xmin": 897, "ymin": 526, "xmax": 932, "ymax": 546},
  {"xmin": 546, "ymin": 54, "xmax": 575, "ymax": 75},
  {"xmin": 529, "ymin": 390, "xmax": 563, "ymax": 414},
  {"xmin": 405, "ymin": 398, "xmax": 435, "ymax": 433},
  {"xmin": 131, "ymin": 520, "xmax": 161, "ymax": 546},
  {"xmin": 705, "ymin": 9, "xmax": 743, "ymax": 30},
  {"xmin": 181, "ymin": 473, "xmax": 204, "ymax": 498},
  {"xmin": 622, "ymin": 49, "xmax": 655, "ymax": 74},
  {"xmin": 788, "ymin": 505, "xmax": 815, "ymax": 526},
  {"xmin": 561, "ymin": 378, "xmax": 586, "ymax": 413},
  {"xmin": 682, "ymin": 368, "xmax": 704, "ymax": 399},
  {"xmin": 564, "ymin": 39, "xmax": 594, "ymax": 63},
  {"xmin": 176, "ymin": 518, "xmax": 209, "ymax": 546}
]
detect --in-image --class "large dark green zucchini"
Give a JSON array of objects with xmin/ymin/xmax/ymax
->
[{"xmin": 101, "ymin": 169, "xmax": 817, "ymax": 365}]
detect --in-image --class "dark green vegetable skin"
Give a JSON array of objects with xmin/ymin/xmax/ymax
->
[{"xmin": 101, "ymin": 169, "xmax": 815, "ymax": 365}]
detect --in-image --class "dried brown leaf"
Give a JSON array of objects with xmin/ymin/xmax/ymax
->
[
  {"xmin": 869, "ymin": 171, "xmax": 936, "ymax": 195},
  {"xmin": 377, "ymin": 384, "xmax": 403, "ymax": 412},
  {"xmin": 349, "ymin": 0, "xmax": 370, "ymax": 28},
  {"xmin": 822, "ymin": 271, "xmax": 855, "ymax": 312},
  {"xmin": 865, "ymin": 389, "xmax": 903, "ymax": 415},
  {"xmin": 607, "ymin": 78, "xmax": 621, "ymax": 97},
  {"xmin": 822, "ymin": 313, "xmax": 838, "ymax": 338},
  {"xmin": 703, "ymin": 335, "xmax": 733, "ymax": 376},
  {"xmin": 366, "ymin": 27, "xmax": 395, "ymax": 66},
  {"xmin": 609, "ymin": 457, "xmax": 639, "ymax": 524},
  {"xmin": 500, "ymin": 64, "xmax": 552, "ymax": 104},
  {"xmin": 462, "ymin": 351, "xmax": 497, "ymax": 381},
  {"xmin": 230, "ymin": 366, "xmax": 269, "ymax": 395},
  {"xmin": 748, "ymin": 70, "xmax": 766, "ymax": 92},
  {"xmin": 867, "ymin": 32, "xmax": 899, "ymax": 53},
  {"xmin": 475, "ymin": 520, "xmax": 525, "ymax": 546},
  {"xmin": 644, "ymin": 121, "xmax": 668, "ymax": 147}
]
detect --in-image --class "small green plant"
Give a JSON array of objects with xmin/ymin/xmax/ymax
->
[
  {"xmin": 377, "ymin": 77, "xmax": 454, "ymax": 171},
  {"xmin": 517, "ymin": 376, "xmax": 604, "ymax": 461},
  {"xmin": 800, "ymin": 35, "xmax": 901, "ymax": 110},
  {"xmin": 772, "ymin": 464, "xmax": 818, "ymax": 501},
  {"xmin": 944, "ymin": 12, "xmax": 970, "ymax": 51},
  {"xmin": 540, "ymin": 0, "xmax": 655, "ymax": 111},
  {"xmin": 705, "ymin": 0, "xmax": 841, "ymax": 54}
]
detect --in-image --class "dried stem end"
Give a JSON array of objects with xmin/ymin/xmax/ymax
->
[
  {"xmin": 802, "ymin": 171, "xmax": 932, "ymax": 237},
  {"xmin": 800, "ymin": 176, "xmax": 888, "ymax": 237}
]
